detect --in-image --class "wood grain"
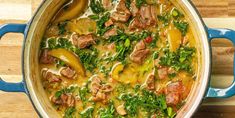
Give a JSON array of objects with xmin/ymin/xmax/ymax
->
[{"xmin": 0, "ymin": 0, "xmax": 234, "ymax": 118}]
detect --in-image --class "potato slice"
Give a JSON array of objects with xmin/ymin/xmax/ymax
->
[
  {"xmin": 110, "ymin": 63, "xmax": 137, "ymax": 84},
  {"xmin": 67, "ymin": 18, "xmax": 97, "ymax": 35},
  {"xmin": 167, "ymin": 29, "xmax": 182, "ymax": 52},
  {"xmin": 48, "ymin": 48, "xmax": 85, "ymax": 76},
  {"xmin": 53, "ymin": 0, "xmax": 88, "ymax": 23}
]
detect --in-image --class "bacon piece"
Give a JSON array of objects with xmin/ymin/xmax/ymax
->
[{"xmin": 72, "ymin": 34, "xmax": 95, "ymax": 49}]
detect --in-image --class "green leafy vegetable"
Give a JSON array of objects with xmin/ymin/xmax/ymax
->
[
  {"xmin": 42, "ymin": 37, "xmax": 73, "ymax": 50},
  {"xmin": 97, "ymin": 13, "xmax": 111, "ymax": 36},
  {"xmin": 88, "ymin": 14, "xmax": 100, "ymax": 20},
  {"xmin": 54, "ymin": 86, "xmax": 78, "ymax": 99},
  {"xmin": 157, "ymin": 13, "xmax": 171, "ymax": 26},
  {"xmin": 171, "ymin": 8, "xmax": 183, "ymax": 19},
  {"xmin": 64, "ymin": 107, "xmax": 76, "ymax": 118},
  {"xmin": 58, "ymin": 21, "xmax": 67, "ymax": 35},
  {"xmin": 74, "ymin": 47, "xmax": 99, "ymax": 72},
  {"xmin": 136, "ymin": 0, "xmax": 146, "ymax": 8},
  {"xmin": 99, "ymin": 101, "xmax": 116, "ymax": 118},
  {"xmin": 79, "ymin": 87, "xmax": 89, "ymax": 102},
  {"xmin": 120, "ymin": 94, "xmax": 139, "ymax": 116},
  {"xmin": 159, "ymin": 46, "xmax": 195, "ymax": 73},
  {"xmin": 80, "ymin": 107, "xmax": 94, "ymax": 118},
  {"xmin": 173, "ymin": 21, "xmax": 189, "ymax": 36},
  {"xmin": 90, "ymin": 0, "xmax": 105, "ymax": 14}
]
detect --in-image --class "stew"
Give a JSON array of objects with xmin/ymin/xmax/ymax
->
[{"xmin": 39, "ymin": 0, "xmax": 199, "ymax": 117}]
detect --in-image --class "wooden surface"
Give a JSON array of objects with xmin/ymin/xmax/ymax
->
[{"xmin": 0, "ymin": 0, "xmax": 234, "ymax": 118}]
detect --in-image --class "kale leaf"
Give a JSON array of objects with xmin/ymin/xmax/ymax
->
[
  {"xmin": 90, "ymin": 0, "xmax": 105, "ymax": 14},
  {"xmin": 173, "ymin": 21, "xmax": 189, "ymax": 36},
  {"xmin": 99, "ymin": 101, "xmax": 116, "ymax": 118},
  {"xmin": 64, "ymin": 107, "xmax": 76, "ymax": 118},
  {"xmin": 80, "ymin": 107, "xmax": 94, "ymax": 118}
]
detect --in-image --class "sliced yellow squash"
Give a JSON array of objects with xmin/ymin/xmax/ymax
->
[
  {"xmin": 67, "ymin": 18, "xmax": 97, "ymax": 35},
  {"xmin": 53, "ymin": 0, "xmax": 88, "ymax": 23},
  {"xmin": 167, "ymin": 29, "xmax": 182, "ymax": 52},
  {"xmin": 48, "ymin": 48, "xmax": 85, "ymax": 76},
  {"xmin": 110, "ymin": 62, "xmax": 137, "ymax": 84}
]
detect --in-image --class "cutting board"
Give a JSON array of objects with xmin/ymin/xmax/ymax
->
[{"xmin": 0, "ymin": 0, "xmax": 234, "ymax": 117}]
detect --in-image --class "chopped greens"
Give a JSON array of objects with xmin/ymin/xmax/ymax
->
[
  {"xmin": 120, "ymin": 89, "xmax": 168, "ymax": 117},
  {"xmin": 54, "ymin": 86, "xmax": 78, "ymax": 99},
  {"xmin": 64, "ymin": 107, "xmax": 76, "ymax": 118},
  {"xmin": 159, "ymin": 46, "xmax": 195, "ymax": 73},
  {"xmin": 136, "ymin": 0, "xmax": 146, "ymax": 8},
  {"xmin": 58, "ymin": 21, "xmax": 67, "ymax": 35},
  {"xmin": 173, "ymin": 21, "xmax": 189, "ymax": 36},
  {"xmin": 97, "ymin": 13, "xmax": 111, "ymax": 36},
  {"xmin": 74, "ymin": 47, "xmax": 99, "ymax": 73},
  {"xmin": 157, "ymin": 13, "xmax": 171, "ymax": 26},
  {"xmin": 99, "ymin": 101, "xmax": 116, "ymax": 118},
  {"xmin": 80, "ymin": 107, "xmax": 94, "ymax": 118},
  {"xmin": 90, "ymin": 0, "xmax": 105, "ymax": 14}
]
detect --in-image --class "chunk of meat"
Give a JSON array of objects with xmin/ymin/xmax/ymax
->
[
  {"xmin": 166, "ymin": 81, "xmax": 184, "ymax": 93},
  {"xmin": 102, "ymin": 0, "xmax": 112, "ymax": 10},
  {"xmin": 116, "ymin": 104, "xmax": 127, "ymax": 116},
  {"xmin": 104, "ymin": 28, "xmax": 117, "ymax": 39},
  {"xmin": 91, "ymin": 76, "xmax": 102, "ymax": 96},
  {"xmin": 45, "ymin": 72, "xmax": 62, "ymax": 83},
  {"xmin": 107, "ymin": 43, "xmax": 116, "ymax": 50},
  {"xmin": 128, "ymin": 17, "xmax": 145, "ymax": 31},
  {"xmin": 72, "ymin": 34, "xmax": 95, "ymax": 49},
  {"xmin": 116, "ymin": 0, "xmax": 131, "ymax": 14},
  {"xmin": 90, "ymin": 76, "xmax": 113, "ymax": 103},
  {"xmin": 166, "ymin": 92, "xmax": 180, "ymax": 106},
  {"xmin": 157, "ymin": 67, "xmax": 168, "ymax": 79},
  {"xmin": 130, "ymin": 0, "xmax": 139, "ymax": 16},
  {"xmin": 60, "ymin": 67, "xmax": 76, "ymax": 79},
  {"xmin": 92, "ymin": 91, "xmax": 107, "ymax": 102},
  {"xmin": 146, "ymin": 73, "xmax": 155, "ymax": 90},
  {"xmin": 130, "ymin": 40, "xmax": 150, "ymax": 64},
  {"xmin": 101, "ymin": 84, "xmax": 113, "ymax": 92},
  {"xmin": 40, "ymin": 49, "xmax": 55, "ymax": 64},
  {"xmin": 105, "ymin": 19, "xmax": 114, "ymax": 27},
  {"xmin": 111, "ymin": 12, "xmax": 131, "ymax": 22},
  {"xmin": 51, "ymin": 94, "xmax": 75, "ymax": 107},
  {"xmin": 140, "ymin": 5, "xmax": 156, "ymax": 26},
  {"xmin": 111, "ymin": 0, "xmax": 131, "ymax": 22},
  {"xmin": 165, "ymin": 81, "xmax": 185, "ymax": 105}
]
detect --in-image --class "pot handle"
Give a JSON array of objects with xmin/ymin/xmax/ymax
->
[
  {"xmin": 206, "ymin": 28, "xmax": 235, "ymax": 98},
  {"xmin": 0, "ymin": 24, "xmax": 26, "ymax": 92}
]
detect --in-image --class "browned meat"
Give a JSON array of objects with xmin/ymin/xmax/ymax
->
[
  {"xmin": 104, "ymin": 28, "xmax": 117, "ymax": 38},
  {"xmin": 111, "ymin": 0, "xmax": 131, "ymax": 22},
  {"xmin": 102, "ymin": 0, "xmax": 112, "ymax": 10},
  {"xmin": 101, "ymin": 84, "xmax": 113, "ymax": 92},
  {"xmin": 140, "ymin": 5, "xmax": 156, "ymax": 26},
  {"xmin": 166, "ymin": 81, "xmax": 184, "ymax": 93},
  {"xmin": 105, "ymin": 19, "xmax": 114, "ymax": 27},
  {"xmin": 40, "ymin": 49, "xmax": 55, "ymax": 64},
  {"xmin": 165, "ymin": 81, "xmax": 185, "ymax": 105},
  {"xmin": 130, "ymin": 0, "xmax": 139, "ymax": 16},
  {"xmin": 90, "ymin": 76, "xmax": 113, "ymax": 103},
  {"xmin": 51, "ymin": 93, "xmax": 75, "ymax": 107},
  {"xmin": 128, "ymin": 17, "xmax": 145, "ymax": 31},
  {"xmin": 45, "ymin": 72, "xmax": 62, "ymax": 83},
  {"xmin": 116, "ymin": 104, "xmax": 127, "ymax": 115},
  {"xmin": 93, "ymin": 91, "xmax": 107, "ymax": 102},
  {"xmin": 107, "ymin": 43, "xmax": 116, "ymax": 50},
  {"xmin": 60, "ymin": 67, "xmax": 76, "ymax": 79},
  {"xmin": 146, "ymin": 73, "xmax": 155, "ymax": 90},
  {"xmin": 157, "ymin": 67, "xmax": 168, "ymax": 79},
  {"xmin": 91, "ymin": 76, "xmax": 102, "ymax": 96},
  {"xmin": 72, "ymin": 34, "xmax": 96, "ymax": 49},
  {"xmin": 130, "ymin": 40, "xmax": 150, "ymax": 64},
  {"xmin": 111, "ymin": 12, "xmax": 131, "ymax": 22},
  {"xmin": 166, "ymin": 92, "xmax": 180, "ymax": 106}
]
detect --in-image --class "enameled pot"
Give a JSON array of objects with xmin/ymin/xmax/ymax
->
[{"xmin": 0, "ymin": 0, "xmax": 234, "ymax": 118}]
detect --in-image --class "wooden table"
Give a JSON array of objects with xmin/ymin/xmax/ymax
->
[{"xmin": 0, "ymin": 0, "xmax": 234, "ymax": 118}]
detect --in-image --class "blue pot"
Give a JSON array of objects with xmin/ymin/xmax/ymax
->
[{"xmin": 0, "ymin": 0, "xmax": 234, "ymax": 117}]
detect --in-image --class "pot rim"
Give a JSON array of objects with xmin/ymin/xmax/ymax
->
[{"xmin": 22, "ymin": 0, "xmax": 211, "ymax": 118}]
